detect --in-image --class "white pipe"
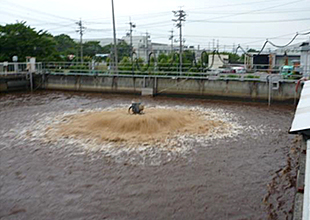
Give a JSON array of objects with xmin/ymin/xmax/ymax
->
[{"xmin": 303, "ymin": 140, "xmax": 310, "ymax": 220}]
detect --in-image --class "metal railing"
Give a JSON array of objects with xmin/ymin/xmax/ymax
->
[
  {"xmin": 0, "ymin": 61, "xmax": 306, "ymax": 82},
  {"xmin": 0, "ymin": 62, "xmax": 42, "ymax": 75}
]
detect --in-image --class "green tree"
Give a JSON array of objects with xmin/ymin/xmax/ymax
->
[
  {"xmin": 119, "ymin": 56, "xmax": 131, "ymax": 73},
  {"xmin": 54, "ymin": 34, "xmax": 77, "ymax": 55},
  {"xmin": 221, "ymin": 52, "xmax": 243, "ymax": 64},
  {"xmin": 83, "ymin": 41, "xmax": 104, "ymax": 57},
  {"xmin": 247, "ymin": 48, "xmax": 259, "ymax": 53},
  {"xmin": 0, "ymin": 22, "xmax": 57, "ymax": 61},
  {"xmin": 182, "ymin": 50, "xmax": 196, "ymax": 71},
  {"xmin": 102, "ymin": 41, "xmax": 131, "ymax": 62}
]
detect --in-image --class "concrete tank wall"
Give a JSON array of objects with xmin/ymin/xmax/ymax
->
[
  {"xmin": 0, "ymin": 76, "xmax": 29, "ymax": 92},
  {"xmin": 40, "ymin": 74, "xmax": 299, "ymax": 102},
  {"xmin": 156, "ymin": 78, "xmax": 297, "ymax": 101}
]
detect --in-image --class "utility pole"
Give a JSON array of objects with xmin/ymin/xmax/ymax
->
[
  {"xmin": 111, "ymin": 0, "xmax": 118, "ymax": 74},
  {"xmin": 145, "ymin": 32, "xmax": 150, "ymax": 62},
  {"xmin": 128, "ymin": 20, "xmax": 136, "ymax": 73},
  {"xmin": 76, "ymin": 19, "xmax": 86, "ymax": 64},
  {"xmin": 169, "ymin": 29, "xmax": 174, "ymax": 53},
  {"xmin": 172, "ymin": 9, "xmax": 186, "ymax": 75}
]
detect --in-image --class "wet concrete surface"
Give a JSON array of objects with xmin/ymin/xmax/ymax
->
[{"xmin": 0, "ymin": 91, "xmax": 300, "ymax": 220}]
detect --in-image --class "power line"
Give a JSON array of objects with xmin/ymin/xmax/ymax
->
[
  {"xmin": 189, "ymin": 17, "xmax": 310, "ymax": 24},
  {"xmin": 2, "ymin": 0, "xmax": 76, "ymax": 22},
  {"xmin": 190, "ymin": 7, "xmax": 310, "ymax": 15},
  {"xmin": 242, "ymin": 28, "xmax": 310, "ymax": 45},
  {"xmin": 190, "ymin": 0, "xmax": 302, "ymax": 22},
  {"xmin": 256, "ymin": 31, "xmax": 310, "ymax": 54},
  {"xmin": 0, "ymin": 10, "xmax": 58, "ymax": 25},
  {"xmin": 187, "ymin": 0, "xmax": 287, "ymax": 12},
  {"xmin": 81, "ymin": 0, "xmax": 285, "ymax": 22}
]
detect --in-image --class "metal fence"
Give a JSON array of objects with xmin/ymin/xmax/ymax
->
[
  {"xmin": 0, "ymin": 61, "xmax": 307, "ymax": 82},
  {"xmin": 0, "ymin": 62, "xmax": 42, "ymax": 75}
]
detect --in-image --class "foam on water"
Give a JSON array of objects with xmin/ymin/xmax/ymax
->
[{"xmin": 15, "ymin": 105, "xmax": 244, "ymax": 165}]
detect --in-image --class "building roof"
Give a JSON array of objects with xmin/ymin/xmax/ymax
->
[{"xmin": 83, "ymin": 38, "xmax": 122, "ymax": 47}]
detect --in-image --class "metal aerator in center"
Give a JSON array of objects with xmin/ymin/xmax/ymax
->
[{"xmin": 128, "ymin": 102, "xmax": 144, "ymax": 114}]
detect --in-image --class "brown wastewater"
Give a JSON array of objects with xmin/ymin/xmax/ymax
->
[{"xmin": 0, "ymin": 91, "xmax": 300, "ymax": 220}]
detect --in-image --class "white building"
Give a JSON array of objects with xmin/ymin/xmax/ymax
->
[
  {"xmin": 122, "ymin": 35, "xmax": 152, "ymax": 61},
  {"xmin": 300, "ymin": 42, "xmax": 310, "ymax": 76},
  {"xmin": 273, "ymin": 42, "xmax": 301, "ymax": 67},
  {"xmin": 83, "ymin": 38, "xmax": 123, "ymax": 47},
  {"xmin": 209, "ymin": 54, "xmax": 229, "ymax": 69},
  {"xmin": 122, "ymin": 35, "xmax": 177, "ymax": 62}
]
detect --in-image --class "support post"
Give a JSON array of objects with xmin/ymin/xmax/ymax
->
[
  {"xmin": 111, "ymin": 0, "xmax": 118, "ymax": 75},
  {"xmin": 30, "ymin": 72, "xmax": 33, "ymax": 92},
  {"xmin": 172, "ymin": 9, "xmax": 186, "ymax": 76}
]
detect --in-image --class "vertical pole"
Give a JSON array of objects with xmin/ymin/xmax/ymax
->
[
  {"xmin": 169, "ymin": 29, "xmax": 174, "ymax": 53},
  {"xmin": 14, "ymin": 63, "xmax": 18, "ymax": 73},
  {"xmin": 76, "ymin": 46, "xmax": 78, "ymax": 65},
  {"xmin": 179, "ymin": 23, "xmax": 182, "ymax": 75},
  {"xmin": 145, "ymin": 32, "xmax": 149, "ymax": 63},
  {"xmin": 268, "ymin": 76, "xmax": 272, "ymax": 106},
  {"xmin": 30, "ymin": 72, "xmax": 33, "ymax": 92},
  {"xmin": 130, "ymin": 22, "xmax": 133, "ymax": 74},
  {"xmin": 173, "ymin": 9, "xmax": 186, "ymax": 75},
  {"xmin": 76, "ymin": 19, "xmax": 85, "ymax": 64},
  {"xmin": 111, "ymin": 0, "xmax": 118, "ymax": 74},
  {"xmin": 306, "ymin": 51, "xmax": 309, "ymax": 77},
  {"xmin": 80, "ymin": 25, "xmax": 83, "ymax": 64}
]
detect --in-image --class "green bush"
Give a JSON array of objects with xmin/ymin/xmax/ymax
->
[
  {"xmin": 244, "ymin": 75, "xmax": 259, "ymax": 79},
  {"xmin": 227, "ymin": 74, "xmax": 240, "ymax": 78}
]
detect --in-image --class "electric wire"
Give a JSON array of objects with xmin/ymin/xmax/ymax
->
[
  {"xmin": 190, "ymin": 0, "xmax": 302, "ymax": 22},
  {"xmin": 189, "ymin": 17, "xmax": 310, "ymax": 24},
  {"xmin": 255, "ymin": 30, "xmax": 310, "ymax": 54},
  {"xmin": 2, "ymin": 0, "xmax": 76, "ymax": 22}
]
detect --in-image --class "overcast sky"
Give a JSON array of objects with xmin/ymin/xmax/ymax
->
[{"xmin": 1, "ymin": 0, "xmax": 310, "ymax": 51}]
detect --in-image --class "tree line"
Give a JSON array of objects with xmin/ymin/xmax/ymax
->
[
  {"xmin": 0, "ymin": 22, "xmax": 130, "ymax": 62},
  {"xmin": 0, "ymin": 22, "xmax": 244, "ymax": 70}
]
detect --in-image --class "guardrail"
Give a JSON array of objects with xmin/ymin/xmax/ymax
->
[
  {"xmin": 0, "ymin": 62, "xmax": 304, "ymax": 82},
  {"xmin": 0, "ymin": 62, "xmax": 42, "ymax": 75}
]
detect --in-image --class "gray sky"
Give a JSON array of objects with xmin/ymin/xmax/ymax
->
[{"xmin": 1, "ymin": 0, "xmax": 310, "ymax": 51}]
